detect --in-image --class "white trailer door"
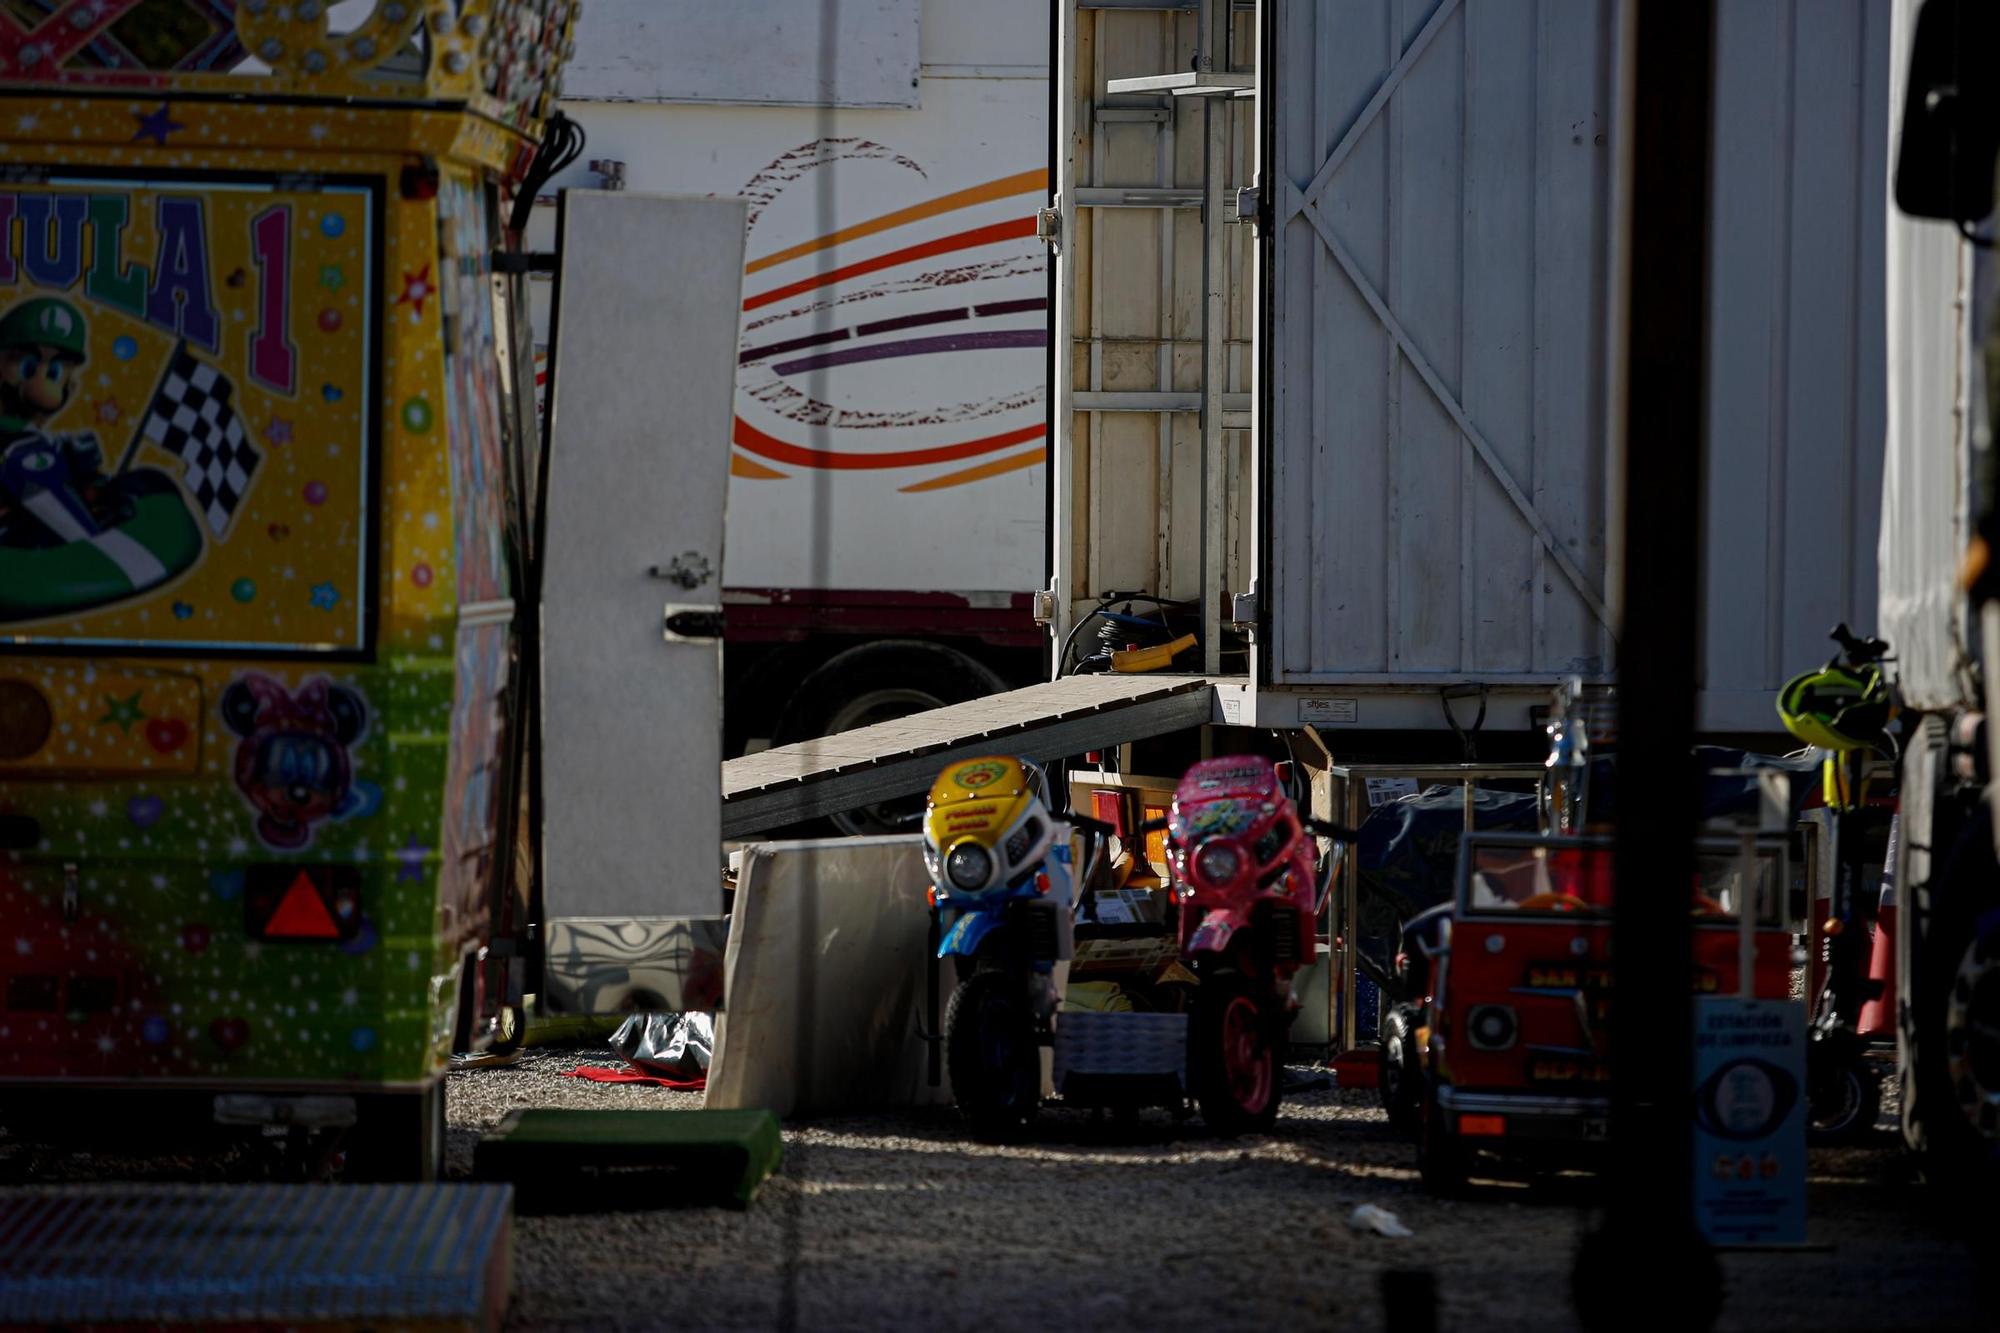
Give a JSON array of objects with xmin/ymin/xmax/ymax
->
[
  {"xmin": 539, "ymin": 192, "xmax": 745, "ymax": 1009},
  {"xmin": 1259, "ymin": 0, "xmax": 1616, "ymax": 688}
]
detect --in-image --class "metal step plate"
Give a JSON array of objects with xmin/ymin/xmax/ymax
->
[{"xmin": 0, "ymin": 1184, "xmax": 511, "ymax": 1331}]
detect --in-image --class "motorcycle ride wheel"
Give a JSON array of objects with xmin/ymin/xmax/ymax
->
[
  {"xmin": 1379, "ymin": 1006, "xmax": 1424, "ymax": 1138},
  {"xmin": 1191, "ymin": 973, "xmax": 1281, "ymax": 1136},
  {"xmin": 1807, "ymin": 1049, "xmax": 1882, "ymax": 1146},
  {"xmin": 1417, "ymin": 1079, "xmax": 1470, "ymax": 1197},
  {"xmin": 945, "ymin": 969, "xmax": 1040, "ymax": 1137}
]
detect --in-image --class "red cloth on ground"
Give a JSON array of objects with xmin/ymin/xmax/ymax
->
[{"xmin": 561, "ymin": 1065, "xmax": 706, "ymax": 1090}]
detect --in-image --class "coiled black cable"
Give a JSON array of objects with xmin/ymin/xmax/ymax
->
[{"xmin": 509, "ymin": 110, "xmax": 586, "ymax": 235}]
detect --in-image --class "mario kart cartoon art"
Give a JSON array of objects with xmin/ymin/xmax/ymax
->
[{"xmin": 0, "ymin": 293, "xmax": 258, "ymax": 624}]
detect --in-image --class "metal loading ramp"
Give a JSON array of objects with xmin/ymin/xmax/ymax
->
[{"xmin": 722, "ymin": 674, "xmax": 1222, "ymax": 837}]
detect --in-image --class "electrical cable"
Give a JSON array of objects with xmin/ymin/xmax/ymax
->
[{"xmin": 509, "ymin": 110, "xmax": 586, "ymax": 236}]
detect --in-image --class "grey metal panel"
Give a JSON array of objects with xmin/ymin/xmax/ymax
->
[
  {"xmin": 541, "ymin": 193, "xmax": 744, "ymax": 920},
  {"xmin": 1877, "ymin": 0, "xmax": 1973, "ymax": 714},
  {"xmin": 566, "ymin": 0, "xmax": 921, "ymax": 108},
  {"xmin": 1263, "ymin": 0, "xmax": 1906, "ymax": 731},
  {"xmin": 1265, "ymin": 0, "xmax": 1614, "ymax": 687},
  {"xmin": 1701, "ymin": 0, "xmax": 1892, "ymax": 731}
]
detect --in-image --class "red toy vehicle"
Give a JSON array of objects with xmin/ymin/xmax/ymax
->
[
  {"xmin": 1165, "ymin": 756, "xmax": 1347, "ymax": 1133},
  {"xmin": 1408, "ymin": 832, "xmax": 1792, "ymax": 1193}
]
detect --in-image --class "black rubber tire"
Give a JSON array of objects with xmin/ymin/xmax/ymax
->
[
  {"xmin": 1417, "ymin": 1078, "xmax": 1470, "ymax": 1197},
  {"xmin": 772, "ymin": 641, "xmax": 1009, "ymax": 835},
  {"xmin": 1190, "ymin": 972, "xmax": 1282, "ymax": 1136},
  {"xmin": 343, "ymin": 1084, "xmax": 446, "ymax": 1182},
  {"xmin": 1901, "ymin": 781, "xmax": 2000, "ymax": 1195},
  {"xmin": 1807, "ymin": 1050, "xmax": 1883, "ymax": 1146},
  {"xmin": 945, "ymin": 970, "xmax": 1040, "ymax": 1137},
  {"xmin": 1379, "ymin": 1006, "xmax": 1424, "ymax": 1139}
]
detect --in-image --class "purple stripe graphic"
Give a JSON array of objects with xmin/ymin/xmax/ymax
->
[
  {"xmin": 774, "ymin": 329, "xmax": 1048, "ymax": 375},
  {"xmin": 973, "ymin": 297, "xmax": 1048, "ymax": 317},
  {"xmin": 738, "ymin": 327, "xmax": 849, "ymax": 366},
  {"xmin": 858, "ymin": 307, "xmax": 969, "ymax": 337}
]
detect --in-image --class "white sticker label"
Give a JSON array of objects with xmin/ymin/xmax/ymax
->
[
  {"xmin": 1299, "ymin": 697, "xmax": 1359, "ymax": 725},
  {"xmin": 1365, "ymin": 777, "xmax": 1420, "ymax": 808},
  {"xmin": 1219, "ymin": 693, "xmax": 1243, "ymax": 724}
]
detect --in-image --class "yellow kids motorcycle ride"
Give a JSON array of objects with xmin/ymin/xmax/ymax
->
[{"xmin": 923, "ymin": 755, "xmax": 1112, "ymax": 1134}]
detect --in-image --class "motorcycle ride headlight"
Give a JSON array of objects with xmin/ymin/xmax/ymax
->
[
  {"xmin": 1467, "ymin": 1004, "xmax": 1518, "ymax": 1051},
  {"xmin": 1192, "ymin": 840, "xmax": 1242, "ymax": 886},
  {"xmin": 945, "ymin": 843, "xmax": 992, "ymax": 891}
]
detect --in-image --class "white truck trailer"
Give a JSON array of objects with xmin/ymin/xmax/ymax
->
[
  {"xmin": 531, "ymin": 0, "xmax": 1050, "ymax": 794},
  {"xmin": 1052, "ymin": 0, "xmax": 1904, "ymax": 739},
  {"xmin": 725, "ymin": 0, "xmax": 1933, "ymax": 831}
]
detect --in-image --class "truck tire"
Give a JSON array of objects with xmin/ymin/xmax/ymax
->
[
  {"xmin": 945, "ymin": 968, "xmax": 1040, "ymax": 1138},
  {"xmin": 1901, "ymin": 784, "xmax": 2000, "ymax": 1197},
  {"xmin": 774, "ymin": 641, "xmax": 1009, "ymax": 835}
]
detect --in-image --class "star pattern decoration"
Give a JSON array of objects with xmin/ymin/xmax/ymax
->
[
  {"xmin": 320, "ymin": 265, "xmax": 344, "ymax": 291},
  {"xmin": 394, "ymin": 833, "xmax": 430, "ymax": 884},
  {"xmin": 93, "ymin": 396, "xmax": 120, "ymax": 425},
  {"xmin": 395, "ymin": 263, "xmax": 434, "ymax": 320},
  {"xmin": 264, "ymin": 414, "xmax": 293, "ymax": 447},
  {"xmin": 130, "ymin": 103, "xmax": 184, "ymax": 146},
  {"xmin": 308, "ymin": 582, "xmax": 340, "ymax": 611},
  {"xmin": 97, "ymin": 691, "xmax": 147, "ymax": 734}
]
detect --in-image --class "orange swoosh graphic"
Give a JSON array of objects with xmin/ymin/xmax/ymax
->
[
  {"xmin": 899, "ymin": 446, "xmax": 1045, "ymax": 492},
  {"xmin": 743, "ymin": 217, "xmax": 1039, "ymax": 312},
  {"xmin": 745, "ymin": 169, "xmax": 1048, "ymax": 275},
  {"xmin": 734, "ymin": 416, "xmax": 1044, "ymax": 470},
  {"xmin": 731, "ymin": 454, "xmax": 788, "ymax": 479}
]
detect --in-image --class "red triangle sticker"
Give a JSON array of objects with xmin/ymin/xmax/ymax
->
[{"xmin": 265, "ymin": 870, "xmax": 340, "ymax": 939}]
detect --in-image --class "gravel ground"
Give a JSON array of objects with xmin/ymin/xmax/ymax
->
[{"xmin": 448, "ymin": 1049, "xmax": 1991, "ymax": 1333}]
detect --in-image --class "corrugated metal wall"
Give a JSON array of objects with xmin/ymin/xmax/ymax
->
[
  {"xmin": 1257, "ymin": 0, "xmax": 1904, "ymax": 732},
  {"xmin": 1703, "ymin": 0, "xmax": 1892, "ymax": 731},
  {"xmin": 1873, "ymin": 0, "xmax": 1972, "ymax": 716}
]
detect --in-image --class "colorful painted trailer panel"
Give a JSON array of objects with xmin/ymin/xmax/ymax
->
[{"xmin": 0, "ymin": 70, "xmax": 546, "ymax": 1095}]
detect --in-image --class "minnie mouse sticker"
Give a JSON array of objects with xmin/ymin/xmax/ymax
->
[{"xmin": 221, "ymin": 673, "xmax": 368, "ymax": 850}]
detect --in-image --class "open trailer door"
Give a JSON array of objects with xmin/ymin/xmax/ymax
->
[{"xmin": 537, "ymin": 191, "xmax": 746, "ymax": 1015}]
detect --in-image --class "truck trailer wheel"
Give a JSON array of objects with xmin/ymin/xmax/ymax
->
[
  {"xmin": 774, "ymin": 641, "xmax": 1009, "ymax": 835},
  {"xmin": 1899, "ymin": 783, "xmax": 2000, "ymax": 1197}
]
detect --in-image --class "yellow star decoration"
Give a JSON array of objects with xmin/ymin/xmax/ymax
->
[{"xmin": 97, "ymin": 691, "xmax": 147, "ymax": 734}]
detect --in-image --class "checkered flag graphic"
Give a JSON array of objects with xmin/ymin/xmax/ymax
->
[{"xmin": 139, "ymin": 342, "xmax": 260, "ymax": 537}]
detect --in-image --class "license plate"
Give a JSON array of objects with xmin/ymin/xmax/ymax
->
[{"xmin": 1581, "ymin": 1117, "xmax": 1609, "ymax": 1141}]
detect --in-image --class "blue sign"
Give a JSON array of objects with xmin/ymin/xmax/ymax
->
[{"xmin": 1692, "ymin": 998, "xmax": 1808, "ymax": 1246}]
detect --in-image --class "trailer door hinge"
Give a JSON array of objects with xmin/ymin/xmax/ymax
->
[
  {"xmin": 1229, "ymin": 589, "xmax": 1259, "ymax": 631},
  {"xmin": 1230, "ymin": 182, "xmax": 1268, "ymax": 230},
  {"xmin": 1036, "ymin": 204, "xmax": 1061, "ymax": 250},
  {"xmin": 1031, "ymin": 588, "xmax": 1057, "ymax": 626}
]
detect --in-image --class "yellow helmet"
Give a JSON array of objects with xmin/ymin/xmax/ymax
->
[{"xmin": 922, "ymin": 756, "xmax": 1056, "ymax": 896}]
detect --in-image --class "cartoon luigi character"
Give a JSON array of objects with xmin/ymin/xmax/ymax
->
[
  {"xmin": 0, "ymin": 297, "xmax": 104, "ymax": 535},
  {"xmin": 0, "ymin": 295, "xmax": 204, "ymax": 623}
]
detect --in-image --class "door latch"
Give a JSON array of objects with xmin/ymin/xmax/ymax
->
[
  {"xmin": 662, "ymin": 603, "xmax": 724, "ymax": 643},
  {"xmin": 650, "ymin": 552, "xmax": 714, "ymax": 590}
]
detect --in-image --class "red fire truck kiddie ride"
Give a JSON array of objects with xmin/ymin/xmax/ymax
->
[{"xmin": 1402, "ymin": 832, "xmax": 1793, "ymax": 1194}]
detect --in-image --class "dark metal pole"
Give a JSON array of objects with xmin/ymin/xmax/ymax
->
[{"xmin": 1575, "ymin": 1, "xmax": 1721, "ymax": 1327}]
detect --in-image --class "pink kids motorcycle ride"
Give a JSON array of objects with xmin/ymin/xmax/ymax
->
[{"xmin": 1164, "ymin": 756, "xmax": 1350, "ymax": 1133}]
